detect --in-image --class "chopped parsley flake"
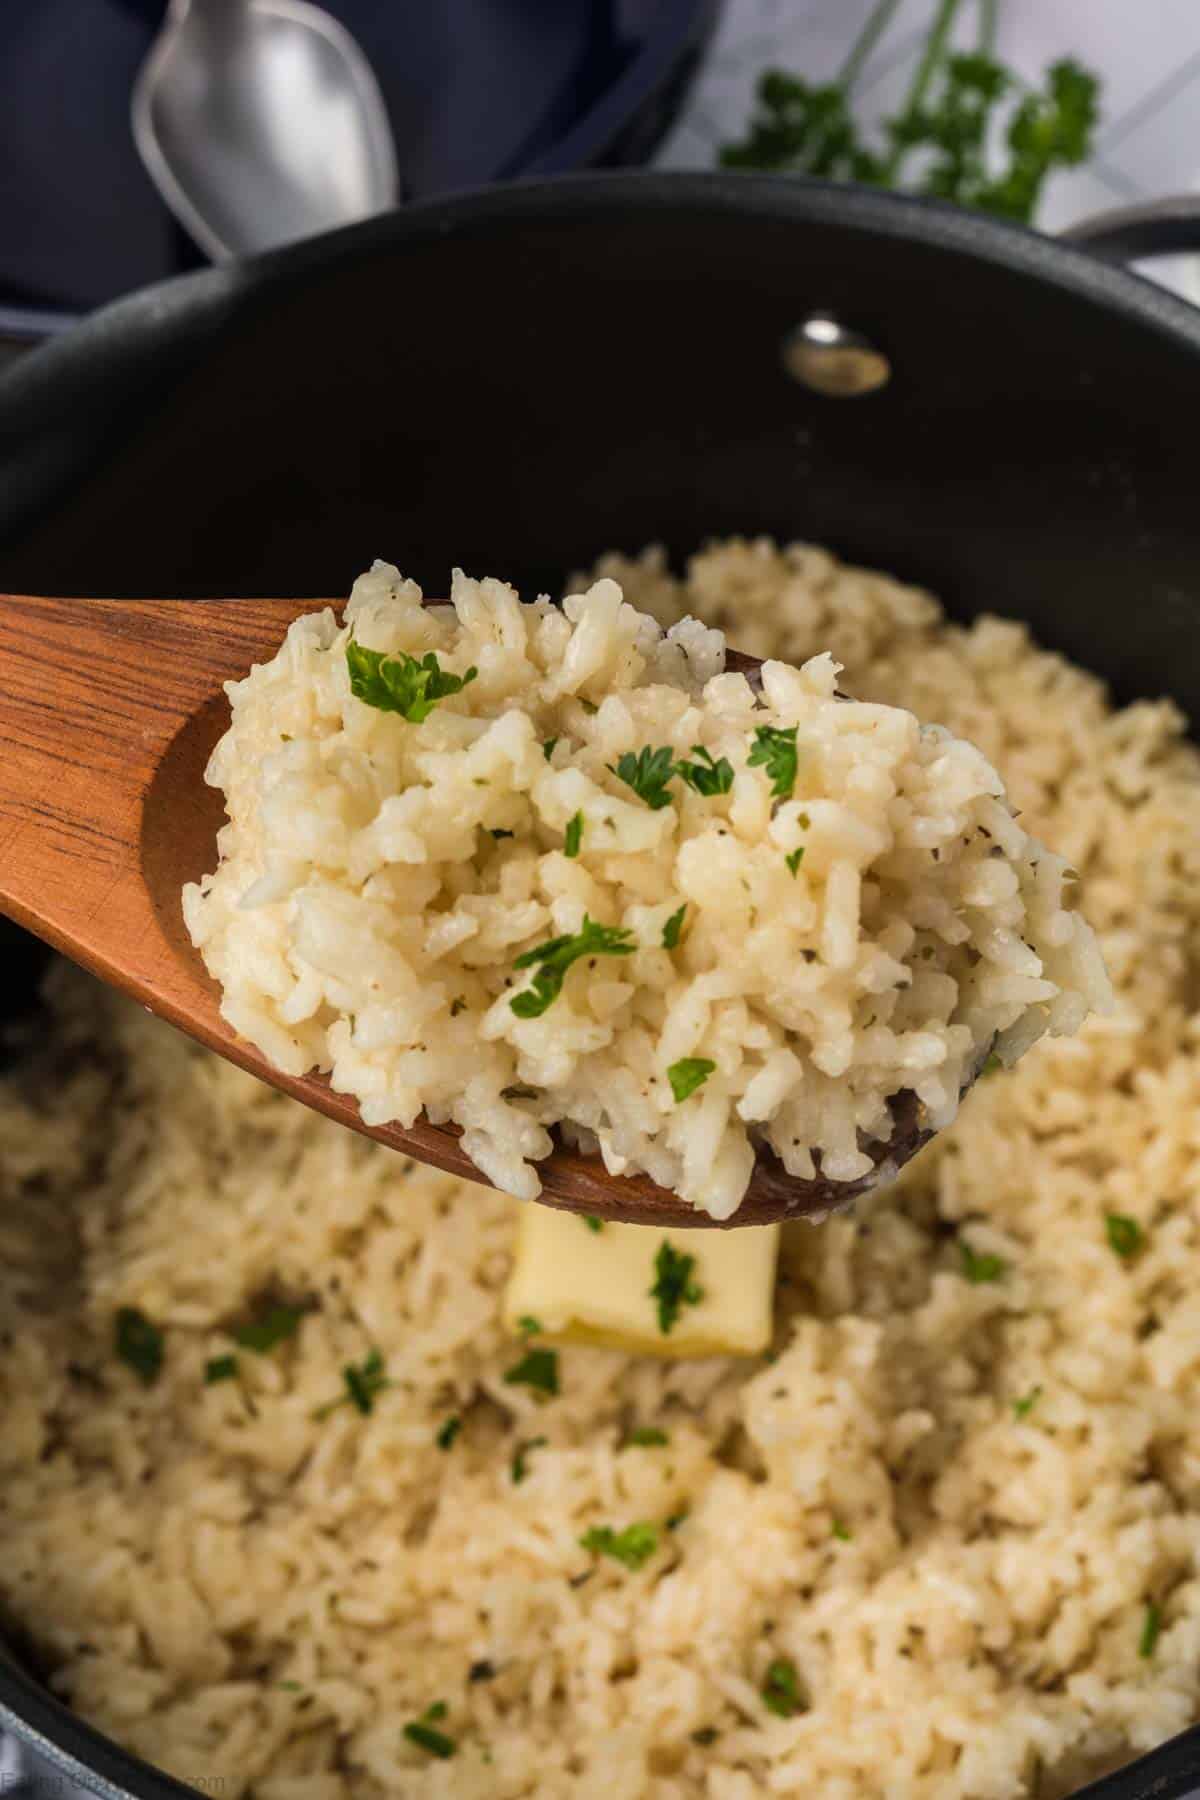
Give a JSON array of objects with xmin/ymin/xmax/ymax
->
[
  {"xmin": 747, "ymin": 725, "xmax": 799, "ymax": 801},
  {"xmin": 610, "ymin": 745, "xmax": 678, "ymax": 810},
  {"xmin": 346, "ymin": 640, "xmax": 477, "ymax": 724},
  {"xmin": 582, "ymin": 1215, "xmax": 604, "ymax": 1233},
  {"xmin": 676, "ymin": 745, "xmax": 734, "ymax": 797},
  {"xmin": 564, "ymin": 811, "xmax": 583, "ymax": 858},
  {"xmin": 959, "ymin": 1241, "xmax": 1007, "ymax": 1284},
  {"xmin": 626, "ymin": 1427, "xmax": 669, "ymax": 1448},
  {"xmin": 511, "ymin": 1435, "xmax": 548, "ymax": 1484},
  {"xmin": 1106, "ymin": 1213, "xmax": 1145, "ymax": 1260},
  {"xmin": 831, "ymin": 1518, "xmax": 852, "ymax": 1541},
  {"xmin": 315, "ymin": 1348, "xmax": 390, "ymax": 1419},
  {"xmin": 1012, "ymin": 1387, "xmax": 1042, "ymax": 1420},
  {"xmin": 233, "ymin": 1304, "xmax": 305, "ymax": 1354},
  {"xmin": 489, "ymin": 828, "xmax": 514, "ymax": 841},
  {"xmin": 762, "ymin": 1656, "xmax": 803, "ymax": 1718},
  {"xmin": 650, "ymin": 1240, "xmax": 704, "ymax": 1335},
  {"xmin": 503, "ymin": 1347, "xmax": 559, "ymax": 1397},
  {"xmin": 516, "ymin": 1314, "xmax": 543, "ymax": 1338},
  {"xmin": 981, "ymin": 1052, "xmax": 1003, "ymax": 1076},
  {"xmin": 579, "ymin": 1521, "xmax": 659, "ymax": 1570},
  {"xmin": 1139, "ymin": 1601, "xmax": 1162, "ymax": 1659},
  {"xmin": 510, "ymin": 916, "xmax": 635, "ymax": 1018},
  {"xmin": 667, "ymin": 1057, "xmax": 716, "ymax": 1104},
  {"xmin": 204, "ymin": 1355, "xmax": 239, "ymax": 1386},
  {"xmin": 662, "ymin": 904, "xmax": 687, "ymax": 950},
  {"xmin": 785, "ymin": 847, "xmax": 805, "ymax": 877},
  {"xmin": 692, "ymin": 1727, "xmax": 719, "ymax": 1746},
  {"xmin": 115, "ymin": 1308, "xmax": 163, "ymax": 1386},
  {"xmin": 403, "ymin": 1704, "xmax": 456, "ymax": 1759},
  {"xmin": 542, "ymin": 737, "xmax": 559, "ymax": 761},
  {"xmin": 436, "ymin": 1415, "xmax": 461, "ymax": 1450}
]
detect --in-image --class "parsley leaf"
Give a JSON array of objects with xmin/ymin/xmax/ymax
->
[
  {"xmin": 510, "ymin": 915, "xmax": 635, "ymax": 1018},
  {"xmin": 676, "ymin": 745, "xmax": 734, "ymax": 797},
  {"xmin": 344, "ymin": 1348, "xmax": 389, "ymax": 1414},
  {"xmin": 1012, "ymin": 1387, "xmax": 1042, "ymax": 1420},
  {"xmin": 503, "ymin": 1347, "xmax": 559, "ymax": 1397},
  {"xmin": 564, "ymin": 811, "xmax": 583, "ymax": 858},
  {"xmin": 959, "ymin": 1240, "xmax": 1007, "ymax": 1285},
  {"xmin": 346, "ymin": 640, "xmax": 477, "ymax": 724},
  {"xmin": 747, "ymin": 725, "xmax": 799, "ymax": 801},
  {"xmin": 762, "ymin": 1656, "xmax": 803, "ymax": 1718},
  {"xmin": 650, "ymin": 1241, "xmax": 704, "ymax": 1335},
  {"xmin": 315, "ymin": 1348, "xmax": 390, "ymax": 1419},
  {"xmin": 516, "ymin": 1314, "xmax": 543, "ymax": 1338},
  {"xmin": 436, "ymin": 1415, "xmax": 461, "ymax": 1450},
  {"xmin": 610, "ymin": 745, "xmax": 678, "ymax": 810},
  {"xmin": 579, "ymin": 1522, "xmax": 659, "ymax": 1570},
  {"xmin": 662, "ymin": 904, "xmax": 687, "ymax": 950},
  {"xmin": 1139, "ymin": 1601, "xmax": 1162, "ymax": 1660},
  {"xmin": 1106, "ymin": 1213, "xmax": 1144, "ymax": 1261},
  {"xmin": 626, "ymin": 1427, "xmax": 669, "ymax": 1448},
  {"xmin": 981, "ymin": 1052, "xmax": 1003, "ymax": 1076},
  {"xmin": 785, "ymin": 847, "xmax": 805, "ymax": 877},
  {"xmin": 511, "ymin": 1435, "xmax": 548, "ymax": 1484},
  {"xmin": 233, "ymin": 1304, "xmax": 305, "ymax": 1354},
  {"xmin": 205, "ymin": 1355, "xmax": 239, "ymax": 1385},
  {"xmin": 718, "ymin": 4, "xmax": 1100, "ymax": 231},
  {"xmin": 542, "ymin": 738, "xmax": 559, "ymax": 761},
  {"xmin": 115, "ymin": 1308, "xmax": 163, "ymax": 1386},
  {"xmin": 582, "ymin": 1215, "xmax": 604, "ymax": 1233},
  {"xmin": 404, "ymin": 1704, "xmax": 456, "ymax": 1759},
  {"xmin": 668, "ymin": 1057, "xmax": 716, "ymax": 1104},
  {"xmin": 831, "ymin": 1518, "xmax": 852, "ymax": 1541}
]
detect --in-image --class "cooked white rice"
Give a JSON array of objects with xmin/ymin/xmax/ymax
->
[
  {"xmin": 182, "ymin": 563, "xmax": 1105, "ymax": 1218},
  {"xmin": 2, "ymin": 538, "xmax": 1199, "ymax": 1800}
]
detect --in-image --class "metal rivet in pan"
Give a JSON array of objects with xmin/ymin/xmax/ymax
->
[{"xmin": 783, "ymin": 313, "xmax": 891, "ymax": 397}]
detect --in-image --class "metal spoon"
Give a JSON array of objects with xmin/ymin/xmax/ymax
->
[{"xmin": 132, "ymin": 0, "xmax": 398, "ymax": 261}]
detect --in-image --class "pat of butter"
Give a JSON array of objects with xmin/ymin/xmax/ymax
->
[{"xmin": 503, "ymin": 1207, "xmax": 780, "ymax": 1358}]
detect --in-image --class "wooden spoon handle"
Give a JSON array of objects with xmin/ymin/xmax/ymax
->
[{"xmin": 0, "ymin": 595, "xmax": 330, "ymax": 1000}]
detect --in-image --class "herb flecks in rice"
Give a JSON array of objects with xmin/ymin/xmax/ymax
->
[{"xmin": 182, "ymin": 560, "xmax": 1107, "ymax": 1221}]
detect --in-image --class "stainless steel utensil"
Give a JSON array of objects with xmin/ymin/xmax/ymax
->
[{"xmin": 132, "ymin": 0, "xmax": 398, "ymax": 261}]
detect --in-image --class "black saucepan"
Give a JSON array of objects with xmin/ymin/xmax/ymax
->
[{"xmin": 3, "ymin": 174, "xmax": 1200, "ymax": 1800}]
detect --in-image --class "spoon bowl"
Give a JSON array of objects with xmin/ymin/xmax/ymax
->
[
  {"xmin": 132, "ymin": 0, "xmax": 399, "ymax": 261},
  {"xmin": 0, "ymin": 594, "xmax": 935, "ymax": 1227}
]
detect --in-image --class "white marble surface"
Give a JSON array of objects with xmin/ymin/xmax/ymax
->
[{"xmin": 658, "ymin": 0, "xmax": 1200, "ymax": 297}]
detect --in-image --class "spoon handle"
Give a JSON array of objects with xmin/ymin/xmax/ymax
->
[{"xmin": 0, "ymin": 594, "xmax": 329, "ymax": 1003}]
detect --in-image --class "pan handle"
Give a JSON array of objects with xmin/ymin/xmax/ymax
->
[{"xmin": 1060, "ymin": 194, "xmax": 1200, "ymax": 263}]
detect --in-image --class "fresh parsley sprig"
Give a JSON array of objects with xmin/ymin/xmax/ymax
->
[
  {"xmin": 719, "ymin": 0, "xmax": 1100, "ymax": 228},
  {"xmin": 510, "ymin": 916, "xmax": 635, "ymax": 1019},
  {"xmin": 747, "ymin": 725, "xmax": 799, "ymax": 802},
  {"xmin": 667, "ymin": 1057, "xmax": 716, "ymax": 1104},
  {"xmin": 115, "ymin": 1307, "xmax": 163, "ymax": 1386},
  {"xmin": 650, "ymin": 1240, "xmax": 704, "ymax": 1334},
  {"xmin": 610, "ymin": 745, "xmax": 678, "ymax": 811},
  {"xmin": 579, "ymin": 1521, "xmax": 660, "ymax": 1570},
  {"xmin": 676, "ymin": 746, "xmax": 734, "ymax": 797},
  {"xmin": 315, "ymin": 1347, "xmax": 390, "ymax": 1419},
  {"xmin": 346, "ymin": 640, "xmax": 477, "ymax": 723}
]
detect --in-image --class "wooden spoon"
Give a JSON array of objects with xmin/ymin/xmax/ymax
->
[{"xmin": 0, "ymin": 595, "xmax": 933, "ymax": 1228}]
